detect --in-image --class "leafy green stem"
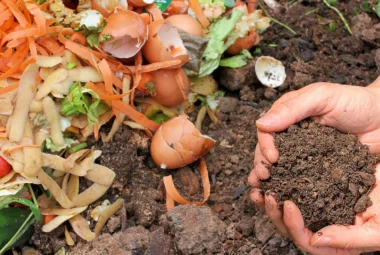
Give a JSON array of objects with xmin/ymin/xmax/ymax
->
[
  {"xmin": 322, "ymin": 0, "xmax": 352, "ymax": 35},
  {"xmin": 0, "ymin": 213, "xmax": 34, "ymax": 254},
  {"xmin": 259, "ymin": 2, "xmax": 297, "ymax": 35}
]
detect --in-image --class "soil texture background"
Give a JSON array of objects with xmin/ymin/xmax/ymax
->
[{"xmin": 26, "ymin": 0, "xmax": 380, "ymax": 254}]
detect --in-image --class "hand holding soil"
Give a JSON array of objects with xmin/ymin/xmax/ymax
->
[{"xmin": 249, "ymin": 79, "xmax": 380, "ymax": 254}]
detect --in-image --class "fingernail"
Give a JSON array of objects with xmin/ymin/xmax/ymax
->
[
  {"xmin": 256, "ymin": 114, "xmax": 279, "ymax": 127},
  {"xmin": 263, "ymin": 149, "xmax": 275, "ymax": 163},
  {"xmin": 283, "ymin": 201, "xmax": 292, "ymax": 219},
  {"xmin": 311, "ymin": 236, "xmax": 331, "ymax": 247},
  {"xmin": 254, "ymin": 163, "xmax": 263, "ymax": 180}
]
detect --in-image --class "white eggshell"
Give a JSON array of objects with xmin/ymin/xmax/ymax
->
[{"xmin": 255, "ymin": 56, "xmax": 286, "ymax": 88}]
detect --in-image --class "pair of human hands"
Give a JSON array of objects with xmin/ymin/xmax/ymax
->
[{"xmin": 249, "ymin": 79, "xmax": 380, "ymax": 254}]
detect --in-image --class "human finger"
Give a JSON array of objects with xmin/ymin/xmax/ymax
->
[
  {"xmin": 265, "ymin": 192, "xmax": 289, "ymax": 237},
  {"xmin": 310, "ymin": 216, "xmax": 380, "ymax": 250},
  {"xmin": 253, "ymin": 143, "xmax": 271, "ymax": 180},
  {"xmin": 250, "ymin": 188, "xmax": 265, "ymax": 211},
  {"xmin": 282, "ymin": 201, "xmax": 356, "ymax": 255},
  {"xmin": 256, "ymin": 83, "xmax": 337, "ymax": 133},
  {"xmin": 248, "ymin": 167, "xmax": 261, "ymax": 188},
  {"xmin": 257, "ymin": 129, "xmax": 278, "ymax": 164}
]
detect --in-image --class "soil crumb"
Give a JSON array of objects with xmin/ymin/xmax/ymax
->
[{"xmin": 261, "ymin": 120, "xmax": 377, "ymax": 232}]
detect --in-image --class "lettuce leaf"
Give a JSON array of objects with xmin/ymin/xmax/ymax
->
[
  {"xmin": 198, "ymin": 9, "xmax": 244, "ymax": 77},
  {"xmin": 45, "ymin": 136, "xmax": 78, "ymax": 152},
  {"xmin": 219, "ymin": 49, "xmax": 253, "ymax": 68},
  {"xmin": 61, "ymin": 82, "xmax": 110, "ymax": 125}
]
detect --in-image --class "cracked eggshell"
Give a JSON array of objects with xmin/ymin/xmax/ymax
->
[
  {"xmin": 165, "ymin": 14, "xmax": 204, "ymax": 37},
  {"xmin": 150, "ymin": 115, "xmax": 215, "ymax": 169},
  {"xmin": 151, "ymin": 68, "xmax": 189, "ymax": 107},
  {"xmin": 142, "ymin": 20, "xmax": 189, "ymax": 67},
  {"xmin": 128, "ymin": 0, "xmax": 154, "ymax": 7},
  {"xmin": 255, "ymin": 56, "xmax": 286, "ymax": 88},
  {"xmin": 100, "ymin": 10, "xmax": 148, "ymax": 59}
]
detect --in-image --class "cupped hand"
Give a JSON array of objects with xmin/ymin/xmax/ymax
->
[{"xmin": 248, "ymin": 78, "xmax": 380, "ymax": 254}]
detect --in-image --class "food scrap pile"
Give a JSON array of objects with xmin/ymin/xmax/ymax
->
[{"xmin": 0, "ymin": 0, "xmax": 271, "ymax": 252}]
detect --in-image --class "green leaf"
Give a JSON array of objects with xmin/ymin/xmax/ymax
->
[
  {"xmin": 45, "ymin": 136, "xmax": 78, "ymax": 152},
  {"xmin": 360, "ymin": 1, "xmax": 372, "ymax": 12},
  {"xmin": 66, "ymin": 62, "xmax": 77, "ymax": 70},
  {"xmin": 252, "ymin": 47, "xmax": 262, "ymax": 56},
  {"xmin": 86, "ymin": 33, "xmax": 99, "ymax": 47},
  {"xmin": 219, "ymin": 49, "xmax": 253, "ymax": 68},
  {"xmin": 150, "ymin": 113, "xmax": 170, "ymax": 124},
  {"xmin": 99, "ymin": 34, "xmax": 113, "ymax": 43},
  {"xmin": 199, "ymin": 9, "xmax": 244, "ymax": 77},
  {"xmin": 318, "ymin": 15, "xmax": 337, "ymax": 32},
  {"xmin": 373, "ymin": 2, "xmax": 380, "ymax": 17},
  {"xmin": 87, "ymin": 100, "xmax": 110, "ymax": 125},
  {"xmin": 0, "ymin": 197, "xmax": 40, "ymax": 221},
  {"xmin": 154, "ymin": 0, "xmax": 173, "ymax": 11}
]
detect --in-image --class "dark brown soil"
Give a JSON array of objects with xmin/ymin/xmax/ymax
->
[
  {"xmin": 260, "ymin": 120, "xmax": 378, "ymax": 232},
  {"xmin": 27, "ymin": 0, "xmax": 380, "ymax": 254}
]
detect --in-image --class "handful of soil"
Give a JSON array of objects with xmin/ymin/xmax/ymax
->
[{"xmin": 260, "ymin": 120, "xmax": 378, "ymax": 232}]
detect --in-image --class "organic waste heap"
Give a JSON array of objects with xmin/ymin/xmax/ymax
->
[{"xmin": 261, "ymin": 120, "xmax": 378, "ymax": 232}]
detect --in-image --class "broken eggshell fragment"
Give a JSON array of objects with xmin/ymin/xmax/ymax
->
[
  {"xmin": 150, "ymin": 115, "xmax": 215, "ymax": 169},
  {"xmin": 142, "ymin": 20, "xmax": 189, "ymax": 67},
  {"xmin": 99, "ymin": 10, "xmax": 148, "ymax": 59},
  {"xmin": 255, "ymin": 56, "xmax": 286, "ymax": 88}
]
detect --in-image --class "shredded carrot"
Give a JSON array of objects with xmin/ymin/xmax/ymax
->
[
  {"xmin": 70, "ymin": 32, "xmax": 87, "ymax": 46},
  {"xmin": 0, "ymin": 127, "xmax": 6, "ymax": 132},
  {"xmin": 0, "ymin": 44, "xmax": 28, "ymax": 80},
  {"xmin": 130, "ymin": 51, "xmax": 143, "ymax": 106},
  {"xmin": 0, "ymin": 9, "xmax": 13, "ymax": 27},
  {"xmin": 247, "ymin": 0, "xmax": 258, "ymax": 13},
  {"xmin": 4, "ymin": 144, "xmax": 40, "ymax": 154},
  {"xmin": 85, "ymin": 82, "xmax": 131, "ymax": 101},
  {"xmin": 6, "ymin": 38, "xmax": 27, "ymax": 48},
  {"xmin": 163, "ymin": 158, "xmax": 210, "ymax": 209},
  {"xmin": 44, "ymin": 215, "xmax": 56, "ymax": 225},
  {"xmin": 37, "ymin": 35, "xmax": 65, "ymax": 55},
  {"xmin": 0, "ymin": 16, "xmax": 15, "ymax": 32},
  {"xmin": 28, "ymin": 36, "xmax": 37, "ymax": 59},
  {"xmin": 98, "ymin": 59, "xmax": 113, "ymax": 93},
  {"xmin": 20, "ymin": 57, "xmax": 36, "ymax": 72},
  {"xmin": 36, "ymin": 44, "xmax": 49, "ymax": 56},
  {"xmin": 65, "ymin": 40, "xmax": 99, "ymax": 67},
  {"xmin": 4, "ymin": 0, "xmax": 30, "ymax": 28},
  {"xmin": 58, "ymin": 28, "xmax": 74, "ymax": 45},
  {"xmin": 126, "ymin": 60, "xmax": 182, "ymax": 73},
  {"xmin": 137, "ymin": 73, "xmax": 154, "ymax": 95},
  {"xmin": 94, "ymin": 123, "xmax": 100, "ymax": 141},
  {"xmin": 166, "ymin": 1, "xmax": 189, "ymax": 16},
  {"xmin": 28, "ymin": 3, "xmax": 47, "ymax": 36},
  {"xmin": 112, "ymin": 73, "xmax": 123, "ymax": 89},
  {"xmin": 112, "ymin": 100, "xmax": 160, "ymax": 131},
  {"xmin": 0, "ymin": 133, "xmax": 8, "ymax": 138},
  {"xmin": 145, "ymin": 4, "xmax": 164, "ymax": 20},
  {"xmin": 165, "ymin": 191, "xmax": 175, "ymax": 211},
  {"xmin": 188, "ymin": 0, "xmax": 210, "ymax": 28}
]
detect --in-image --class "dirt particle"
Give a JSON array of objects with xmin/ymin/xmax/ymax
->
[
  {"xmin": 160, "ymin": 205, "xmax": 226, "ymax": 254},
  {"xmin": 261, "ymin": 120, "xmax": 377, "ymax": 232},
  {"xmin": 174, "ymin": 167, "xmax": 200, "ymax": 195}
]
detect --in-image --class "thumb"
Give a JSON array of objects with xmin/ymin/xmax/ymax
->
[
  {"xmin": 256, "ymin": 83, "xmax": 336, "ymax": 132},
  {"xmin": 310, "ymin": 216, "xmax": 380, "ymax": 250}
]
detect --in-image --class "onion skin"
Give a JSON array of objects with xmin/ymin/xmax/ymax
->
[
  {"xmin": 150, "ymin": 115, "xmax": 215, "ymax": 169},
  {"xmin": 142, "ymin": 20, "xmax": 189, "ymax": 66},
  {"xmin": 226, "ymin": 29, "xmax": 260, "ymax": 56},
  {"xmin": 151, "ymin": 68, "xmax": 189, "ymax": 107},
  {"xmin": 165, "ymin": 15, "xmax": 204, "ymax": 37}
]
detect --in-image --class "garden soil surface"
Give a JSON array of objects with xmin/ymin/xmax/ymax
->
[{"xmin": 28, "ymin": 0, "xmax": 380, "ymax": 254}]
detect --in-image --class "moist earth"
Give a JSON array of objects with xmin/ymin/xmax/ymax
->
[
  {"xmin": 260, "ymin": 120, "xmax": 377, "ymax": 232},
  {"xmin": 27, "ymin": 0, "xmax": 380, "ymax": 254}
]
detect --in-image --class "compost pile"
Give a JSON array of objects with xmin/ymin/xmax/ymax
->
[{"xmin": 261, "ymin": 120, "xmax": 378, "ymax": 232}]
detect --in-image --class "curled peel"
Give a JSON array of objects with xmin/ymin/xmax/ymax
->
[{"xmin": 163, "ymin": 158, "xmax": 210, "ymax": 210}]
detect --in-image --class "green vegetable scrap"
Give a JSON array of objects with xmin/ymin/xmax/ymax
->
[
  {"xmin": 219, "ymin": 49, "xmax": 253, "ymax": 68},
  {"xmin": 66, "ymin": 61, "xmax": 77, "ymax": 70},
  {"xmin": 45, "ymin": 135, "xmax": 78, "ymax": 152},
  {"xmin": 199, "ymin": 9, "xmax": 244, "ymax": 77},
  {"xmin": 154, "ymin": 0, "xmax": 173, "ymax": 11},
  {"xmin": 61, "ymin": 82, "xmax": 110, "ymax": 125}
]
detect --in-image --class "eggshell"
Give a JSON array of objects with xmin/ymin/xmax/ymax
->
[
  {"xmin": 128, "ymin": 0, "xmax": 154, "ymax": 6},
  {"xmin": 100, "ymin": 11, "xmax": 148, "ymax": 59},
  {"xmin": 150, "ymin": 115, "xmax": 215, "ymax": 169},
  {"xmin": 151, "ymin": 68, "xmax": 189, "ymax": 107},
  {"xmin": 226, "ymin": 29, "xmax": 260, "ymax": 56},
  {"xmin": 165, "ymin": 14, "xmax": 204, "ymax": 37},
  {"xmin": 142, "ymin": 20, "xmax": 189, "ymax": 66}
]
